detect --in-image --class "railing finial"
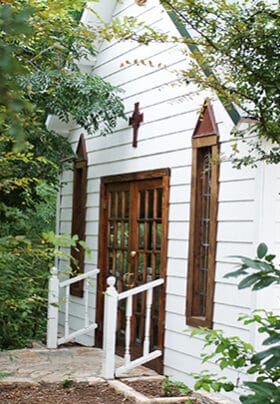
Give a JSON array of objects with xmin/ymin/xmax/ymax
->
[
  {"xmin": 50, "ymin": 266, "xmax": 58, "ymax": 276},
  {"xmin": 107, "ymin": 276, "xmax": 116, "ymax": 287}
]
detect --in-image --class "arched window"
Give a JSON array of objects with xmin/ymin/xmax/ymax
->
[
  {"xmin": 187, "ymin": 100, "xmax": 219, "ymax": 328},
  {"xmin": 70, "ymin": 134, "xmax": 88, "ymax": 297}
]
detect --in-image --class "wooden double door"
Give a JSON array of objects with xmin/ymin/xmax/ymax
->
[{"xmin": 96, "ymin": 169, "xmax": 170, "ymax": 373}]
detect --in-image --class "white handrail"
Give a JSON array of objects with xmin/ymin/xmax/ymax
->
[
  {"xmin": 102, "ymin": 275, "xmax": 164, "ymax": 379},
  {"xmin": 47, "ymin": 267, "xmax": 99, "ymax": 349},
  {"xmin": 59, "ymin": 268, "xmax": 99, "ymax": 287},
  {"xmin": 118, "ymin": 278, "xmax": 164, "ymax": 300}
]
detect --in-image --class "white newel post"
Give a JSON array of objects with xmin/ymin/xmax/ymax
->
[
  {"xmin": 47, "ymin": 266, "xmax": 59, "ymax": 349},
  {"xmin": 102, "ymin": 276, "xmax": 118, "ymax": 379}
]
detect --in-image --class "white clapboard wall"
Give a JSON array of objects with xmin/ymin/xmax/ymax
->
[{"xmin": 53, "ymin": 0, "xmax": 280, "ymax": 390}]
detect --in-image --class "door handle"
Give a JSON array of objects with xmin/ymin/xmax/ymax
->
[
  {"xmin": 130, "ymin": 250, "xmax": 137, "ymax": 258},
  {"xmin": 123, "ymin": 272, "xmax": 135, "ymax": 287}
]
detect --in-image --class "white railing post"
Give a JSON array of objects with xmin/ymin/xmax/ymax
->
[
  {"xmin": 84, "ymin": 278, "xmax": 89, "ymax": 328},
  {"xmin": 143, "ymin": 288, "xmax": 153, "ymax": 356},
  {"xmin": 124, "ymin": 295, "xmax": 133, "ymax": 366},
  {"xmin": 102, "ymin": 276, "xmax": 118, "ymax": 379},
  {"xmin": 47, "ymin": 267, "xmax": 59, "ymax": 349}
]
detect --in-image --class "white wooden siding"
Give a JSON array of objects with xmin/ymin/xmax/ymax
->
[{"xmin": 53, "ymin": 0, "xmax": 278, "ymax": 393}]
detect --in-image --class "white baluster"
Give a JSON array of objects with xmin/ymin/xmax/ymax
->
[
  {"xmin": 47, "ymin": 267, "xmax": 59, "ymax": 349},
  {"xmin": 102, "ymin": 276, "xmax": 118, "ymax": 379},
  {"xmin": 84, "ymin": 277, "xmax": 89, "ymax": 328},
  {"xmin": 65, "ymin": 285, "xmax": 70, "ymax": 337},
  {"xmin": 143, "ymin": 288, "xmax": 153, "ymax": 356},
  {"xmin": 124, "ymin": 295, "xmax": 133, "ymax": 366}
]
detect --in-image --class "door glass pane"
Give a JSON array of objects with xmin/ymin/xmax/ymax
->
[
  {"xmin": 137, "ymin": 253, "xmax": 144, "ymax": 283},
  {"xmin": 116, "ymin": 251, "xmax": 121, "ymax": 277},
  {"xmin": 156, "ymin": 254, "xmax": 161, "ymax": 277},
  {"xmin": 123, "ymin": 251, "xmax": 128, "ymax": 273},
  {"xmin": 109, "ymin": 252, "xmax": 113, "ymax": 273},
  {"xmin": 147, "ymin": 265, "xmax": 153, "ymax": 282},
  {"xmin": 138, "ymin": 222, "xmax": 145, "ymax": 249},
  {"xmin": 157, "ymin": 188, "xmax": 162, "ymax": 218},
  {"xmin": 117, "ymin": 192, "xmax": 122, "ymax": 218},
  {"xmin": 117, "ymin": 222, "xmax": 122, "ymax": 247},
  {"xmin": 147, "ymin": 222, "xmax": 153, "ymax": 250},
  {"xmin": 109, "ymin": 223, "xmax": 114, "ymax": 246},
  {"xmin": 110, "ymin": 192, "xmax": 115, "ymax": 218},
  {"xmin": 125, "ymin": 191, "xmax": 129, "ymax": 218},
  {"xmin": 156, "ymin": 223, "xmax": 162, "ymax": 250},
  {"xmin": 148, "ymin": 190, "xmax": 154, "ymax": 218},
  {"xmin": 124, "ymin": 222, "xmax": 129, "ymax": 248},
  {"xmin": 139, "ymin": 190, "xmax": 145, "ymax": 219}
]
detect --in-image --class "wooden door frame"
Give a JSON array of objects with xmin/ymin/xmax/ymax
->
[{"xmin": 96, "ymin": 168, "xmax": 170, "ymax": 360}]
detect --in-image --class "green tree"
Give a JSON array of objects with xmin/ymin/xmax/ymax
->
[
  {"xmin": 100, "ymin": 0, "xmax": 280, "ymax": 166},
  {"xmin": 0, "ymin": 0, "xmax": 125, "ymax": 349},
  {"xmin": 0, "ymin": 0, "xmax": 125, "ymax": 221},
  {"xmin": 160, "ymin": 0, "xmax": 280, "ymax": 166},
  {"xmin": 1, "ymin": 1, "xmax": 125, "ymax": 145}
]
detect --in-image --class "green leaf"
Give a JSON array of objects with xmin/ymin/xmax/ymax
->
[
  {"xmin": 224, "ymin": 267, "xmax": 248, "ymax": 278},
  {"xmin": 253, "ymin": 346, "xmax": 278, "ymax": 363},
  {"xmin": 223, "ymin": 383, "xmax": 234, "ymax": 392},
  {"xmin": 257, "ymin": 243, "xmax": 268, "ymax": 259},
  {"xmin": 265, "ymin": 254, "xmax": 275, "ymax": 262},
  {"xmin": 240, "ymin": 258, "xmax": 263, "ymax": 270},
  {"xmin": 201, "ymin": 383, "xmax": 211, "ymax": 392},
  {"xmin": 252, "ymin": 277, "xmax": 276, "ymax": 290},
  {"xmin": 244, "ymin": 381, "xmax": 280, "ymax": 397},
  {"xmin": 263, "ymin": 353, "xmax": 280, "ymax": 369},
  {"xmin": 238, "ymin": 274, "xmax": 261, "ymax": 289},
  {"xmin": 263, "ymin": 334, "xmax": 280, "ymax": 346}
]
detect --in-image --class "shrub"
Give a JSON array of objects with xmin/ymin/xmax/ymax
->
[{"xmin": 189, "ymin": 243, "xmax": 280, "ymax": 403}]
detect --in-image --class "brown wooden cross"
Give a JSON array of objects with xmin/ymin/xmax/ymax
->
[{"xmin": 129, "ymin": 102, "xmax": 144, "ymax": 148}]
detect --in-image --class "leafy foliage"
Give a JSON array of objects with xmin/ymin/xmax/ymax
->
[
  {"xmin": 162, "ymin": 0, "xmax": 280, "ymax": 166},
  {"xmin": 1, "ymin": 0, "xmax": 125, "ymax": 222},
  {"xmin": 0, "ymin": 231, "xmax": 91, "ymax": 350},
  {"xmin": 188, "ymin": 244, "xmax": 280, "ymax": 403},
  {"xmin": 0, "ymin": 236, "xmax": 51, "ymax": 349},
  {"xmin": 62, "ymin": 379, "xmax": 74, "ymax": 388},
  {"xmin": 1, "ymin": 1, "xmax": 125, "ymax": 145},
  {"xmin": 161, "ymin": 375, "xmax": 191, "ymax": 397},
  {"xmin": 190, "ymin": 328, "xmax": 254, "ymax": 371},
  {"xmin": 0, "ymin": 133, "xmax": 65, "ymax": 221},
  {"xmin": 21, "ymin": 69, "xmax": 125, "ymax": 136},
  {"xmin": 225, "ymin": 242, "xmax": 280, "ymax": 290},
  {"xmin": 0, "ymin": 0, "xmax": 125, "ymax": 351},
  {"xmin": 191, "ymin": 370, "xmax": 234, "ymax": 393},
  {"xmin": 103, "ymin": 0, "xmax": 280, "ymax": 166}
]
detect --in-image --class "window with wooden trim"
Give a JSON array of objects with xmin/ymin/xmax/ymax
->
[
  {"xmin": 187, "ymin": 101, "xmax": 219, "ymax": 328},
  {"xmin": 70, "ymin": 134, "xmax": 88, "ymax": 297}
]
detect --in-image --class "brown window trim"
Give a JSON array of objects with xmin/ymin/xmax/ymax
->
[
  {"xmin": 70, "ymin": 134, "xmax": 88, "ymax": 297},
  {"xmin": 101, "ymin": 168, "xmax": 170, "ymax": 184},
  {"xmin": 186, "ymin": 101, "xmax": 219, "ymax": 328}
]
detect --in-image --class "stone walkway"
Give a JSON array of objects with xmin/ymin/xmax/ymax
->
[
  {"xmin": 0, "ymin": 345, "xmax": 237, "ymax": 403},
  {"xmin": 0, "ymin": 345, "xmax": 157, "ymax": 384}
]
